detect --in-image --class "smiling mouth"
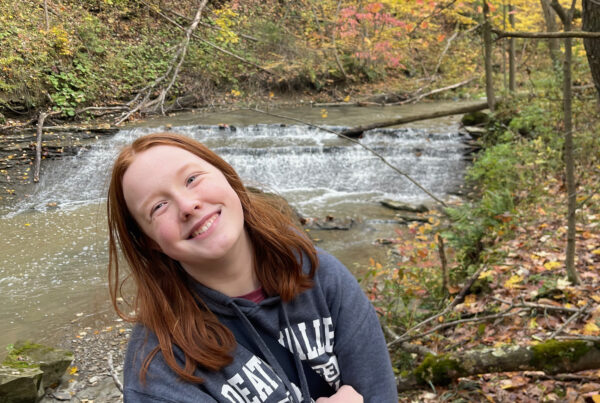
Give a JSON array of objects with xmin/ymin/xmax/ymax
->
[{"xmin": 188, "ymin": 212, "xmax": 219, "ymax": 239}]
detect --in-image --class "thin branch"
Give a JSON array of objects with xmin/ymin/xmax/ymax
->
[
  {"xmin": 390, "ymin": 77, "xmax": 476, "ymax": 105},
  {"xmin": 116, "ymin": 1, "xmax": 208, "ymax": 124},
  {"xmin": 249, "ymin": 108, "xmax": 447, "ymax": 207},
  {"xmin": 388, "ymin": 265, "xmax": 488, "ymax": 347},
  {"xmin": 33, "ymin": 110, "xmax": 60, "ymax": 183},
  {"xmin": 107, "ymin": 352, "xmax": 123, "ymax": 393},
  {"xmin": 549, "ymin": 303, "xmax": 589, "ymax": 339},
  {"xmin": 396, "ymin": 306, "xmax": 527, "ymax": 344},
  {"xmin": 494, "ymin": 29, "xmax": 600, "ymax": 39},
  {"xmin": 383, "ymin": 325, "xmax": 436, "ymax": 357},
  {"xmin": 433, "ymin": 27, "xmax": 459, "ymax": 76},
  {"xmin": 160, "ymin": 5, "xmax": 259, "ymax": 42},
  {"xmin": 154, "ymin": 3, "xmax": 205, "ymax": 115},
  {"xmin": 146, "ymin": 2, "xmax": 275, "ymax": 76}
]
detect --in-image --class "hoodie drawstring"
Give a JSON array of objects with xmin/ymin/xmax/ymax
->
[
  {"xmin": 228, "ymin": 301, "xmax": 308, "ymax": 403},
  {"xmin": 281, "ymin": 302, "xmax": 312, "ymax": 403}
]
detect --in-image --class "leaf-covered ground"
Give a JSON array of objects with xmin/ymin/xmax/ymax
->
[{"xmin": 368, "ymin": 168, "xmax": 600, "ymax": 402}]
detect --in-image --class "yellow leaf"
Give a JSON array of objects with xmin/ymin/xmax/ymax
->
[
  {"xmin": 544, "ymin": 261, "xmax": 562, "ymax": 270},
  {"xmin": 343, "ymin": 95, "xmax": 350, "ymax": 102},
  {"xmin": 556, "ymin": 278, "xmax": 571, "ymax": 290},
  {"xmin": 375, "ymin": 262, "xmax": 382, "ymax": 270},
  {"xmin": 369, "ymin": 257, "xmax": 375, "ymax": 267},
  {"xmin": 584, "ymin": 321, "xmax": 600, "ymax": 336},
  {"xmin": 504, "ymin": 275, "xmax": 523, "ymax": 289},
  {"xmin": 592, "ymin": 295, "xmax": 600, "ymax": 303},
  {"xmin": 69, "ymin": 366, "xmax": 78, "ymax": 375},
  {"xmin": 592, "ymin": 249, "xmax": 600, "ymax": 255},
  {"xmin": 24, "ymin": 223, "xmax": 31, "ymax": 227},
  {"xmin": 591, "ymin": 395, "xmax": 600, "ymax": 403},
  {"xmin": 269, "ymin": 92, "xmax": 274, "ymax": 98},
  {"xmin": 479, "ymin": 270, "xmax": 494, "ymax": 280},
  {"xmin": 464, "ymin": 294, "xmax": 476, "ymax": 307},
  {"xmin": 320, "ymin": 109, "xmax": 328, "ymax": 118},
  {"xmin": 528, "ymin": 318, "xmax": 538, "ymax": 329}
]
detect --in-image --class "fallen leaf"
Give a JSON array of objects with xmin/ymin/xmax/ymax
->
[
  {"xmin": 504, "ymin": 275, "xmax": 524, "ymax": 289},
  {"xmin": 584, "ymin": 320, "xmax": 600, "ymax": 336}
]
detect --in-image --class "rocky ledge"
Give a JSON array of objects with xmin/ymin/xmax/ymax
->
[{"xmin": 1, "ymin": 319, "xmax": 131, "ymax": 403}]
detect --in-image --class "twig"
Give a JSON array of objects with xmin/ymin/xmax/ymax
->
[
  {"xmin": 116, "ymin": 1, "xmax": 208, "ymax": 124},
  {"xmin": 249, "ymin": 108, "xmax": 447, "ymax": 207},
  {"xmin": 383, "ymin": 325, "xmax": 436, "ymax": 357},
  {"xmin": 556, "ymin": 335, "xmax": 600, "ymax": 342},
  {"xmin": 523, "ymin": 372, "xmax": 600, "ymax": 382},
  {"xmin": 146, "ymin": 3, "xmax": 274, "ymax": 76},
  {"xmin": 388, "ymin": 265, "xmax": 488, "ymax": 347},
  {"xmin": 549, "ymin": 303, "xmax": 588, "ymax": 339},
  {"xmin": 160, "ymin": 5, "xmax": 259, "ymax": 42},
  {"xmin": 393, "ymin": 306, "xmax": 526, "ymax": 345},
  {"xmin": 433, "ymin": 27, "xmax": 459, "ymax": 76},
  {"xmin": 493, "ymin": 29, "xmax": 600, "ymax": 39},
  {"xmin": 107, "ymin": 352, "xmax": 123, "ymax": 393},
  {"xmin": 390, "ymin": 77, "xmax": 476, "ymax": 105},
  {"xmin": 492, "ymin": 297, "xmax": 586, "ymax": 314},
  {"xmin": 155, "ymin": 2, "xmax": 206, "ymax": 115},
  {"xmin": 33, "ymin": 110, "xmax": 60, "ymax": 183}
]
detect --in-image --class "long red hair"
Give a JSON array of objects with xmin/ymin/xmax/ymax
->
[{"xmin": 107, "ymin": 132, "xmax": 317, "ymax": 383}]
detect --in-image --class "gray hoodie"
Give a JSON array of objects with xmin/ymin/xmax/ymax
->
[{"xmin": 123, "ymin": 249, "xmax": 397, "ymax": 402}]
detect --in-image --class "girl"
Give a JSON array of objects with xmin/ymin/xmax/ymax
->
[{"xmin": 107, "ymin": 132, "xmax": 397, "ymax": 402}]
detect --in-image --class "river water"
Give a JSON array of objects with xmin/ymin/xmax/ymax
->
[{"xmin": 0, "ymin": 103, "xmax": 470, "ymax": 349}]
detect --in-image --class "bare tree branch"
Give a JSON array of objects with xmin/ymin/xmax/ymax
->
[
  {"xmin": 494, "ymin": 29, "xmax": 600, "ymax": 39},
  {"xmin": 116, "ymin": 0, "xmax": 208, "ymax": 125}
]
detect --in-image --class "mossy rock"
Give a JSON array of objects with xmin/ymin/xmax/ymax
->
[
  {"xmin": 461, "ymin": 111, "xmax": 490, "ymax": 127},
  {"xmin": 0, "ymin": 365, "xmax": 44, "ymax": 403},
  {"xmin": 2, "ymin": 340, "xmax": 73, "ymax": 389}
]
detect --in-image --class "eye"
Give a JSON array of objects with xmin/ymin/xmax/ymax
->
[
  {"xmin": 151, "ymin": 201, "xmax": 166, "ymax": 216},
  {"xmin": 186, "ymin": 174, "xmax": 198, "ymax": 186}
]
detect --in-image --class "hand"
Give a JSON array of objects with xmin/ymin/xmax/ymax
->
[{"xmin": 316, "ymin": 385, "xmax": 363, "ymax": 403}]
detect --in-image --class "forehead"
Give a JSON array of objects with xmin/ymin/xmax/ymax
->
[{"xmin": 121, "ymin": 145, "xmax": 213, "ymax": 208}]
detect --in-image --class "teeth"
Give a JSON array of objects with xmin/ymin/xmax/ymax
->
[{"xmin": 191, "ymin": 214, "xmax": 218, "ymax": 238}]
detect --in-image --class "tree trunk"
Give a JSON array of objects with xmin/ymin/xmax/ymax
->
[
  {"xmin": 582, "ymin": 0, "xmax": 600, "ymax": 104},
  {"xmin": 563, "ymin": 12, "xmax": 580, "ymax": 285},
  {"xmin": 540, "ymin": 0, "xmax": 562, "ymax": 69},
  {"xmin": 483, "ymin": 0, "xmax": 496, "ymax": 111},
  {"xmin": 340, "ymin": 101, "xmax": 490, "ymax": 138},
  {"xmin": 397, "ymin": 340, "xmax": 600, "ymax": 391},
  {"xmin": 509, "ymin": 4, "xmax": 516, "ymax": 92}
]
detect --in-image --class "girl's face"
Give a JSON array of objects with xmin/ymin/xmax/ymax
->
[{"xmin": 122, "ymin": 145, "xmax": 248, "ymax": 275}]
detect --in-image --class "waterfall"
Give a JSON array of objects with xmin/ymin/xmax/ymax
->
[{"xmin": 9, "ymin": 124, "xmax": 467, "ymax": 216}]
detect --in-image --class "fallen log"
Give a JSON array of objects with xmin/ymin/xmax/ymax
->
[
  {"xmin": 397, "ymin": 339, "xmax": 600, "ymax": 391},
  {"xmin": 341, "ymin": 101, "xmax": 490, "ymax": 138}
]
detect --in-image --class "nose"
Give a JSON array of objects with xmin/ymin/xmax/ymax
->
[{"xmin": 176, "ymin": 194, "xmax": 201, "ymax": 221}]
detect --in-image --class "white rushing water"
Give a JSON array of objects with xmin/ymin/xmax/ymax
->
[{"xmin": 7, "ymin": 124, "xmax": 467, "ymax": 217}]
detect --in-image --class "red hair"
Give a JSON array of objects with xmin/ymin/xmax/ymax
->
[{"xmin": 107, "ymin": 132, "xmax": 317, "ymax": 383}]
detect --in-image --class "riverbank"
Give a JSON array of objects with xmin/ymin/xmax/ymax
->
[{"xmin": 37, "ymin": 318, "xmax": 130, "ymax": 402}]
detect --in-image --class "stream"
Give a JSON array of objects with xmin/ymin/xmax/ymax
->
[{"xmin": 0, "ymin": 102, "xmax": 471, "ymax": 349}]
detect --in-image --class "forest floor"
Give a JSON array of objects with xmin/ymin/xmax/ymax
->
[{"xmin": 387, "ymin": 169, "xmax": 600, "ymax": 401}]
